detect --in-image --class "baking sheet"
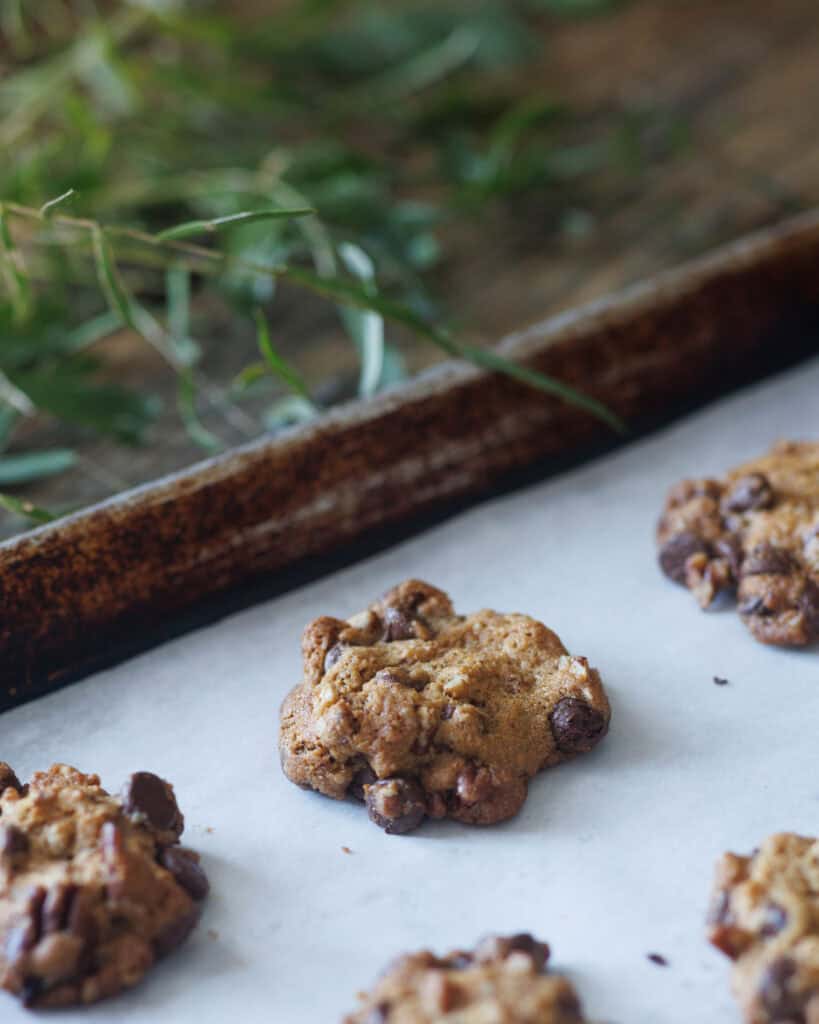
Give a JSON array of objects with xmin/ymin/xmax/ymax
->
[{"xmin": 3, "ymin": 356, "xmax": 819, "ymax": 1023}]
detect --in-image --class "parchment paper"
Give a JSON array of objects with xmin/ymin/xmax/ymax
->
[{"xmin": 3, "ymin": 357, "xmax": 819, "ymax": 1024}]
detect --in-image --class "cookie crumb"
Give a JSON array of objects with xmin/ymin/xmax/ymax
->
[
  {"xmin": 713, "ymin": 676, "xmax": 729, "ymax": 686},
  {"xmin": 205, "ymin": 826, "xmax": 215, "ymax": 833},
  {"xmin": 341, "ymin": 845, "xmax": 353, "ymax": 854},
  {"xmin": 647, "ymin": 953, "xmax": 668, "ymax": 966}
]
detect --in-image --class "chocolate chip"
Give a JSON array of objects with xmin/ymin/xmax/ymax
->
[
  {"xmin": 799, "ymin": 579, "xmax": 819, "ymax": 636},
  {"xmin": 20, "ymin": 977, "xmax": 43, "ymax": 1008},
  {"xmin": 659, "ymin": 531, "xmax": 708, "ymax": 583},
  {"xmin": 708, "ymin": 890, "xmax": 731, "ymax": 927},
  {"xmin": 761, "ymin": 902, "xmax": 788, "ymax": 937},
  {"xmin": 382, "ymin": 606, "xmax": 415, "ymax": 642},
  {"xmin": 324, "ymin": 643, "xmax": 344, "ymax": 673},
  {"xmin": 475, "ymin": 934, "xmax": 550, "ymax": 971},
  {"xmin": 348, "ymin": 763, "xmax": 377, "ymax": 802},
  {"xmin": 723, "ymin": 473, "xmax": 775, "ymax": 513},
  {"xmin": 6, "ymin": 886, "xmax": 46, "ymax": 961},
  {"xmin": 713, "ymin": 676, "xmax": 729, "ymax": 686},
  {"xmin": 647, "ymin": 953, "xmax": 668, "ymax": 966},
  {"xmin": 742, "ymin": 544, "xmax": 795, "ymax": 576},
  {"xmin": 0, "ymin": 824, "xmax": 28, "ymax": 857},
  {"xmin": 365, "ymin": 778, "xmax": 426, "ymax": 835},
  {"xmin": 364, "ymin": 1003, "xmax": 390, "ymax": 1024},
  {"xmin": 759, "ymin": 956, "xmax": 804, "ymax": 1017},
  {"xmin": 0, "ymin": 763, "xmax": 22, "ymax": 799},
  {"xmin": 121, "ymin": 772, "xmax": 183, "ymax": 836},
  {"xmin": 42, "ymin": 883, "xmax": 77, "ymax": 934},
  {"xmin": 160, "ymin": 847, "xmax": 210, "ymax": 901},
  {"xmin": 550, "ymin": 698, "xmax": 607, "ymax": 753},
  {"xmin": 66, "ymin": 889, "xmax": 98, "ymax": 948},
  {"xmin": 153, "ymin": 906, "xmax": 200, "ymax": 958}
]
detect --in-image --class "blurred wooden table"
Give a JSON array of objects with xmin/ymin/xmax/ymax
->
[{"xmin": 6, "ymin": 0, "xmax": 819, "ymax": 536}]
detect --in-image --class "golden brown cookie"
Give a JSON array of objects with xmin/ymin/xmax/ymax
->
[
  {"xmin": 343, "ymin": 934, "xmax": 586, "ymax": 1023},
  {"xmin": 657, "ymin": 440, "xmax": 819, "ymax": 645},
  {"xmin": 0, "ymin": 763, "xmax": 208, "ymax": 1008},
  {"xmin": 707, "ymin": 833, "xmax": 819, "ymax": 1024},
  {"xmin": 279, "ymin": 580, "xmax": 610, "ymax": 834}
]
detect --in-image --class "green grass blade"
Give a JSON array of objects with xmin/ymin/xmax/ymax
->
[
  {"xmin": 177, "ymin": 370, "xmax": 222, "ymax": 453},
  {"xmin": 0, "ymin": 492, "xmax": 56, "ymax": 525},
  {"xmin": 39, "ymin": 188, "xmax": 76, "ymax": 217},
  {"xmin": 0, "ymin": 203, "xmax": 31, "ymax": 323},
  {"xmin": 338, "ymin": 242, "xmax": 384, "ymax": 399},
  {"xmin": 0, "ymin": 448, "xmax": 76, "ymax": 486},
  {"xmin": 91, "ymin": 224, "xmax": 136, "ymax": 329},
  {"xmin": 253, "ymin": 308, "xmax": 314, "ymax": 406},
  {"xmin": 156, "ymin": 208, "xmax": 315, "ymax": 241},
  {"xmin": 283, "ymin": 267, "xmax": 625, "ymax": 432}
]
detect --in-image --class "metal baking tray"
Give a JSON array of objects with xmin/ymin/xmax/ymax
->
[{"xmin": 3, "ymin": 210, "xmax": 819, "ymax": 708}]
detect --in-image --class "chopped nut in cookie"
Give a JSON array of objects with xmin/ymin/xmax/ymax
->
[
  {"xmin": 707, "ymin": 832, "xmax": 819, "ymax": 1024},
  {"xmin": 342, "ymin": 934, "xmax": 585, "ymax": 1023},
  {"xmin": 657, "ymin": 440, "xmax": 819, "ymax": 646},
  {"xmin": 279, "ymin": 580, "xmax": 610, "ymax": 835},
  {"xmin": 0, "ymin": 763, "xmax": 208, "ymax": 1009}
]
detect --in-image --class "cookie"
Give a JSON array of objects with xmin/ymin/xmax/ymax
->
[
  {"xmin": 657, "ymin": 440, "xmax": 819, "ymax": 645},
  {"xmin": 0, "ymin": 763, "xmax": 209, "ymax": 1008},
  {"xmin": 707, "ymin": 833, "xmax": 819, "ymax": 1023},
  {"xmin": 343, "ymin": 934, "xmax": 586, "ymax": 1023},
  {"xmin": 279, "ymin": 580, "xmax": 610, "ymax": 834}
]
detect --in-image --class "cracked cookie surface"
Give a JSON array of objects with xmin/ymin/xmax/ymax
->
[
  {"xmin": 708, "ymin": 833, "xmax": 819, "ymax": 1024},
  {"xmin": 0, "ymin": 763, "xmax": 208, "ymax": 1008},
  {"xmin": 657, "ymin": 440, "xmax": 819, "ymax": 645},
  {"xmin": 279, "ymin": 580, "xmax": 610, "ymax": 834},
  {"xmin": 342, "ymin": 934, "xmax": 586, "ymax": 1023}
]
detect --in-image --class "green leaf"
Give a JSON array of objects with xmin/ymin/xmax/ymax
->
[
  {"xmin": 39, "ymin": 189, "xmax": 76, "ymax": 217},
  {"xmin": 0, "ymin": 203, "xmax": 31, "ymax": 323},
  {"xmin": 282, "ymin": 267, "xmax": 626, "ymax": 431},
  {"xmin": 338, "ymin": 242, "xmax": 384, "ymax": 399},
  {"xmin": 10, "ymin": 368, "xmax": 161, "ymax": 444},
  {"xmin": 165, "ymin": 266, "xmax": 201, "ymax": 367},
  {"xmin": 91, "ymin": 225, "xmax": 136, "ymax": 329},
  {"xmin": 264, "ymin": 395, "xmax": 317, "ymax": 431},
  {"xmin": 526, "ymin": 0, "xmax": 621, "ymax": 14},
  {"xmin": 0, "ymin": 492, "xmax": 56, "ymax": 525},
  {"xmin": 177, "ymin": 370, "xmax": 222, "ymax": 453},
  {"xmin": 0, "ymin": 449, "xmax": 76, "ymax": 486},
  {"xmin": 252, "ymin": 308, "xmax": 315, "ymax": 406},
  {"xmin": 156, "ymin": 208, "xmax": 314, "ymax": 241},
  {"xmin": 231, "ymin": 361, "xmax": 269, "ymax": 394}
]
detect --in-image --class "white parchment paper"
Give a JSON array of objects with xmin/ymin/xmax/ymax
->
[{"xmin": 2, "ymin": 357, "xmax": 819, "ymax": 1024}]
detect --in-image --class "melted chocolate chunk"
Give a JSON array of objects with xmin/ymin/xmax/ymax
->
[
  {"xmin": 121, "ymin": 772, "xmax": 184, "ymax": 837},
  {"xmin": 659, "ymin": 531, "xmax": 709, "ymax": 583},
  {"xmin": 365, "ymin": 778, "xmax": 426, "ymax": 835},
  {"xmin": 550, "ymin": 698, "xmax": 607, "ymax": 753}
]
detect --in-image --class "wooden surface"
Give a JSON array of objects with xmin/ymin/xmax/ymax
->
[
  {"xmin": 5, "ymin": 0, "xmax": 819, "ymax": 534},
  {"xmin": 2, "ymin": 209, "xmax": 819, "ymax": 707}
]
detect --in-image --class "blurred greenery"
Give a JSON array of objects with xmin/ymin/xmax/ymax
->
[{"xmin": 0, "ymin": 0, "xmax": 675, "ymax": 522}]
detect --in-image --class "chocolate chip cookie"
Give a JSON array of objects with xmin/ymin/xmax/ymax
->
[
  {"xmin": 279, "ymin": 580, "xmax": 610, "ymax": 834},
  {"xmin": 657, "ymin": 440, "xmax": 819, "ymax": 645},
  {"xmin": 0, "ymin": 763, "xmax": 208, "ymax": 1008},
  {"xmin": 707, "ymin": 833, "xmax": 819, "ymax": 1023},
  {"xmin": 343, "ymin": 934, "xmax": 586, "ymax": 1023}
]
